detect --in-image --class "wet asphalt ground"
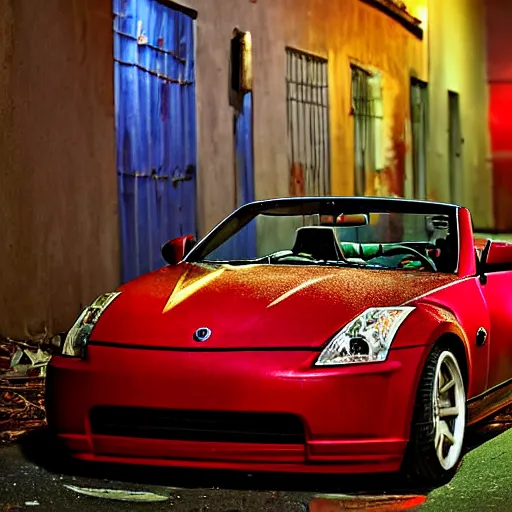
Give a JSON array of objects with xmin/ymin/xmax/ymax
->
[
  {"xmin": 0, "ymin": 428, "xmax": 426, "ymax": 512},
  {"xmin": 0, "ymin": 414, "xmax": 511, "ymax": 512}
]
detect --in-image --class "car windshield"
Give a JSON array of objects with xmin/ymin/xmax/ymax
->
[{"xmin": 187, "ymin": 199, "xmax": 459, "ymax": 274}]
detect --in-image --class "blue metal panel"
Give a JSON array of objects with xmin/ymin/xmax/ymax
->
[
  {"xmin": 235, "ymin": 93, "xmax": 255, "ymax": 208},
  {"xmin": 234, "ymin": 92, "xmax": 257, "ymax": 259},
  {"xmin": 114, "ymin": 0, "xmax": 197, "ymax": 282},
  {"xmin": 208, "ymin": 92, "xmax": 256, "ymax": 262}
]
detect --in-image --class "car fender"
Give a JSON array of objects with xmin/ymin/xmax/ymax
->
[
  {"xmin": 394, "ymin": 295, "xmax": 489, "ymax": 396},
  {"xmin": 393, "ymin": 301, "xmax": 468, "ymax": 346},
  {"xmin": 391, "ymin": 302, "xmax": 474, "ymax": 441}
]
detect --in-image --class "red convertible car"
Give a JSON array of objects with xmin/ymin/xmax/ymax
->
[{"xmin": 46, "ymin": 197, "xmax": 512, "ymax": 484}]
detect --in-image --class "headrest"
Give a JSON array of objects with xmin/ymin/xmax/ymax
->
[{"xmin": 292, "ymin": 227, "xmax": 343, "ymax": 261}]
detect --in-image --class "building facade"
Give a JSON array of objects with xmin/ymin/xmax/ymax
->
[
  {"xmin": 426, "ymin": 0, "xmax": 492, "ymax": 230},
  {"xmin": 0, "ymin": 0, "xmax": 494, "ymax": 339}
]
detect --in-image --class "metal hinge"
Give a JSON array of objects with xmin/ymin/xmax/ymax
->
[{"xmin": 172, "ymin": 165, "xmax": 195, "ymax": 187}]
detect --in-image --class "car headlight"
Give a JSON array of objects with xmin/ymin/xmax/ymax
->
[
  {"xmin": 62, "ymin": 292, "xmax": 121, "ymax": 358},
  {"xmin": 315, "ymin": 307, "xmax": 415, "ymax": 366}
]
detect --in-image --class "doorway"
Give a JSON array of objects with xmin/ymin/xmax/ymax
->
[
  {"xmin": 448, "ymin": 91, "xmax": 463, "ymax": 204},
  {"xmin": 113, "ymin": 0, "xmax": 198, "ymax": 282}
]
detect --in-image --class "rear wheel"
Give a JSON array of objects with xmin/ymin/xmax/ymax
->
[{"xmin": 405, "ymin": 346, "xmax": 466, "ymax": 485}]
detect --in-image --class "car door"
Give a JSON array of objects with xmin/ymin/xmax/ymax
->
[{"xmin": 479, "ymin": 242, "xmax": 512, "ymax": 388}]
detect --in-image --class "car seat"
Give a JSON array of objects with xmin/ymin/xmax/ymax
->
[
  {"xmin": 434, "ymin": 234, "xmax": 456, "ymax": 273},
  {"xmin": 291, "ymin": 227, "xmax": 344, "ymax": 262}
]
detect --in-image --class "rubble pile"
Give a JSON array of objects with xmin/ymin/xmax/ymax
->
[{"xmin": 0, "ymin": 336, "xmax": 60, "ymax": 442}]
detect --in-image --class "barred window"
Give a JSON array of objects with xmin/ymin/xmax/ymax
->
[{"xmin": 286, "ymin": 48, "xmax": 331, "ymax": 197}]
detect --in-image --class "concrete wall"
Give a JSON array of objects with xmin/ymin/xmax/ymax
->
[
  {"xmin": 427, "ymin": 0, "xmax": 492, "ymax": 229},
  {"xmin": 184, "ymin": 0, "xmax": 426, "ymax": 235},
  {"xmin": 0, "ymin": 0, "xmax": 120, "ymax": 339},
  {"xmin": 0, "ymin": 0, "xmax": 492, "ymax": 338},
  {"xmin": 485, "ymin": 0, "xmax": 512, "ymax": 232}
]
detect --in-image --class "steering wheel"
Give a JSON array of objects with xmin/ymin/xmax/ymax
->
[{"xmin": 381, "ymin": 245, "xmax": 437, "ymax": 272}]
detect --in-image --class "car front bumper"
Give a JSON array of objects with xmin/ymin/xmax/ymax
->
[{"xmin": 45, "ymin": 344, "xmax": 427, "ymax": 474}]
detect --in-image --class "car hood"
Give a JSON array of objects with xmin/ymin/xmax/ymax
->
[{"xmin": 91, "ymin": 263, "xmax": 458, "ymax": 349}]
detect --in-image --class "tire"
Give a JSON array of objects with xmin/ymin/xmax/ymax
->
[{"xmin": 404, "ymin": 345, "xmax": 467, "ymax": 485}]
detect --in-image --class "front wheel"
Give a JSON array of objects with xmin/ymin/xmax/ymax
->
[{"xmin": 404, "ymin": 346, "xmax": 466, "ymax": 485}]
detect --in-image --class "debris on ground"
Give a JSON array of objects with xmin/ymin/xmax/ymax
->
[
  {"xmin": 0, "ymin": 376, "xmax": 47, "ymax": 442},
  {"xmin": 0, "ymin": 335, "xmax": 61, "ymax": 443},
  {"xmin": 63, "ymin": 485, "xmax": 169, "ymax": 502}
]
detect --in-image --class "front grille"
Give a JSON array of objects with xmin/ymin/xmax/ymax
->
[{"xmin": 90, "ymin": 407, "xmax": 305, "ymax": 444}]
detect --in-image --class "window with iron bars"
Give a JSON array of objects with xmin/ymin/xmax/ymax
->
[
  {"xmin": 351, "ymin": 65, "xmax": 384, "ymax": 196},
  {"xmin": 286, "ymin": 48, "xmax": 331, "ymax": 197}
]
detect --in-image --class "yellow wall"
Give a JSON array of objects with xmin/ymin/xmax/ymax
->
[{"xmin": 427, "ymin": 0, "xmax": 492, "ymax": 228}]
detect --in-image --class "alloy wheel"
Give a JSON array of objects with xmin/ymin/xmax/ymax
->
[{"xmin": 432, "ymin": 351, "xmax": 466, "ymax": 470}]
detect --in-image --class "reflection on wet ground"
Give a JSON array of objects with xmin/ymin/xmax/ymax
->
[
  {"xmin": 0, "ymin": 404, "xmax": 506, "ymax": 511},
  {"xmin": 0, "ymin": 407, "xmax": 512, "ymax": 512}
]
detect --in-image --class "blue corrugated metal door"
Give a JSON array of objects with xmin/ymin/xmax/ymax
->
[{"xmin": 114, "ymin": 0, "xmax": 197, "ymax": 283}]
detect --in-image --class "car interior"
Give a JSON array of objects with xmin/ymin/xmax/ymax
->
[{"xmin": 269, "ymin": 225, "xmax": 457, "ymax": 273}]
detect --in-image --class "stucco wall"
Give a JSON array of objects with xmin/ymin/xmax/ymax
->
[
  {"xmin": 0, "ymin": 0, "xmax": 490, "ymax": 339},
  {"xmin": 184, "ymin": 0, "xmax": 426, "ymax": 236},
  {"xmin": 427, "ymin": 0, "xmax": 492, "ymax": 229},
  {"xmin": 0, "ymin": 0, "xmax": 120, "ymax": 339}
]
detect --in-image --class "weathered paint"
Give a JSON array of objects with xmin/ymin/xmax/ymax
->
[
  {"xmin": 0, "ymin": 0, "xmax": 493, "ymax": 338},
  {"xmin": 0, "ymin": 0, "xmax": 119, "ymax": 339},
  {"xmin": 114, "ymin": 0, "xmax": 198, "ymax": 283},
  {"xmin": 180, "ymin": 0, "xmax": 427, "ymax": 235},
  {"xmin": 485, "ymin": 0, "xmax": 512, "ymax": 232}
]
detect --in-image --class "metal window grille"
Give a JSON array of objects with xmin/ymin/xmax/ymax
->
[
  {"xmin": 286, "ymin": 48, "xmax": 330, "ymax": 197},
  {"xmin": 351, "ymin": 65, "xmax": 383, "ymax": 196}
]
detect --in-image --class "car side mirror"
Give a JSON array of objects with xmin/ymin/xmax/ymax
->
[
  {"xmin": 479, "ymin": 239, "xmax": 512, "ymax": 284},
  {"xmin": 161, "ymin": 235, "xmax": 196, "ymax": 265}
]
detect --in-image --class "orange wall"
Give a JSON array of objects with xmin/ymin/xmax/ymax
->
[{"xmin": 279, "ymin": 0, "xmax": 427, "ymax": 200}]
